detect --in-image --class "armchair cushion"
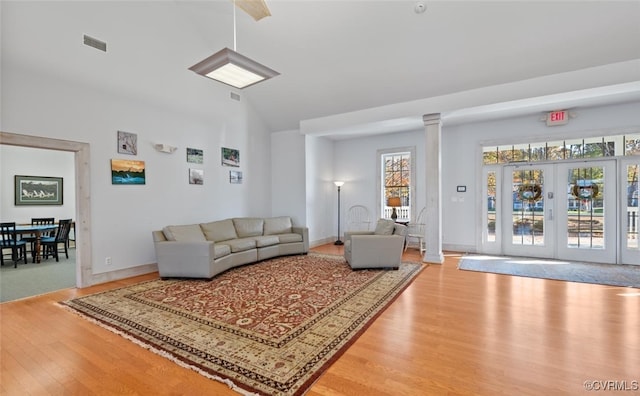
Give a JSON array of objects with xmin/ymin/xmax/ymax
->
[{"xmin": 374, "ymin": 219, "xmax": 395, "ymax": 235}]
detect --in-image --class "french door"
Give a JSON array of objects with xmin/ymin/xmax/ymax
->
[
  {"xmin": 621, "ymin": 158, "xmax": 640, "ymax": 265},
  {"xmin": 501, "ymin": 160, "xmax": 617, "ymax": 263}
]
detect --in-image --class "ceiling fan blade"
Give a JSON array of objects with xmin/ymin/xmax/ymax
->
[{"xmin": 234, "ymin": 0, "xmax": 271, "ymax": 21}]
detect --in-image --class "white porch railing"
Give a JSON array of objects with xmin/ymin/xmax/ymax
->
[{"xmin": 383, "ymin": 206, "xmax": 410, "ymax": 220}]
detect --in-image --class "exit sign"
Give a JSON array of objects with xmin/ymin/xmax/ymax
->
[{"xmin": 546, "ymin": 110, "xmax": 569, "ymax": 126}]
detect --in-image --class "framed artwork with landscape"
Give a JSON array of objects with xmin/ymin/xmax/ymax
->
[
  {"xmin": 14, "ymin": 175, "xmax": 63, "ymax": 205},
  {"xmin": 111, "ymin": 159, "xmax": 146, "ymax": 184}
]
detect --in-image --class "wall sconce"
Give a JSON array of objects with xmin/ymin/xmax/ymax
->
[{"xmin": 154, "ymin": 144, "xmax": 177, "ymax": 154}]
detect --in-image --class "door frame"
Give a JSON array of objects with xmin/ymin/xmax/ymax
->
[
  {"xmin": 482, "ymin": 158, "xmax": 628, "ymax": 265},
  {"xmin": 501, "ymin": 163, "xmax": 556, "ymax": 259},
  {"xmin": 1, "ymin": 131, "xmax": 93, "ymax": 287}
]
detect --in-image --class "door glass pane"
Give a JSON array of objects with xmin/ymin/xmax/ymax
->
[
  {"xmin": 566, "ymin": 166, "xmax": 605, "ymax": 249},
  {"xmin": 626, "ymin": 164, "xmax": 639, "ymax": 249},
  {"xmin": 511, "ymin": 169, "xmax": 544, "ymax": 246},
  {"xmin": 487, "ymin": 171, "xmax": 496, "ymax": 242}
]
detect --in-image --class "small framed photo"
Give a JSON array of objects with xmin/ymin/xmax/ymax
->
[
  {"xmin": 222, "ymin": 147, "xmax": 240, "ymax": 167},
  {"xmin": 117, "ymin": 131, "xmax": 138, "ymax": 155},
  {"xmin": 189, "ymin": 168, "xmax": 204, "ymax": 185},
  {"xmin": 187, "ymin": 148, "xmax": 203, "ymax": 164},
  {"xmin": 457, "ymin": 185, "xmax": 467, "ymax": 192},
  {"xmin": 229, "ymin": 170, "xmax": 243, "ymax": 184},
  {"xmin": 15, "ymin": 175, "xmax": 63, "ymax": 205}
]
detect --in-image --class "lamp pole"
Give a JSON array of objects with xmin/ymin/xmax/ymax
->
[{"xmin": 334, "ymin": 181, "xmax": 344, "ymax": 245}]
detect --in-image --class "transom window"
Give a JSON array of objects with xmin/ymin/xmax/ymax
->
[{"xmin": 483, "ymin": 133, "xmax": 640, "ymax": 165}]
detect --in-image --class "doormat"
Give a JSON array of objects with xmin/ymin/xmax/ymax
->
[{"xmin": 458, "ymin": 255, "xmax": 639, "ymax": 288}]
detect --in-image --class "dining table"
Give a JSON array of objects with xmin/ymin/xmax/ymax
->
[{"xmin": 15, "ymin": 224, "xmax": 58, "ymax": 263}]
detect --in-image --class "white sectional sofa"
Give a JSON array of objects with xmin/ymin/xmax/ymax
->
[{"xmin": 152, "ymin": 216, "xmax": 309, "ymax": 279}]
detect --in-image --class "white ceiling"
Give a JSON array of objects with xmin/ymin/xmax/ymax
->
[{"xmin": 2, "ymin": 1, "xmax": 640, "ymax": 138}]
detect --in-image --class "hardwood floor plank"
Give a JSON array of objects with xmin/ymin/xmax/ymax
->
[{"xmin": 1, "ymin": 246, "xmax": 638, "ymax": 395}]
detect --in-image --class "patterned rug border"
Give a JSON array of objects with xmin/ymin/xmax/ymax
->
[{"xmin": 60, "ymin": 253, "xmax": 426, "ymax": 395}]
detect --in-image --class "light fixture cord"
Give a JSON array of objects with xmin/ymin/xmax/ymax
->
[{"xmin": 233, "ymin": 0, "xmax": 237, "ymax": 51}]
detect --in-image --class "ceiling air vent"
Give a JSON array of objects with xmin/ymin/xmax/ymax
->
[
  {"xmin": 230, "ymin": 92, "xmax": 241, "ymax": 101},
  {"xmin": 83, "ymin": 35, "xmax": 107, "ymax": 52}
]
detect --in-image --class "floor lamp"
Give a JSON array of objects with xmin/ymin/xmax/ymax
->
[{"xmin": 334, "ymin": 181, "xmax": 344, "ymax": 245}]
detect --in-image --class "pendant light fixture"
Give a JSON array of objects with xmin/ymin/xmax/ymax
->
[{"xmin": 189, "ymin": 1, "xmax": 279, "ymax": 89}]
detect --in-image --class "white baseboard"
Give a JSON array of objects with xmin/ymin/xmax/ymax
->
[
  {"xmin": 310, "ymin": 237, "xmax": 335, "ymax": 248},
  {"xmin": 90, "ymin": 263, "xmax": 158, "ymax": 287},
  {"xmin": 443, "ymin": 244, "xmax": 477, "ymax": 254}
]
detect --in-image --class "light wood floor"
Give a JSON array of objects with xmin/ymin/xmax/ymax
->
[{"xmin": 1, "ymin": 245, "xmax": 638, "ymax": 395}]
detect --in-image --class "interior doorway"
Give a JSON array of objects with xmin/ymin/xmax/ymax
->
[{"xmin": 1, "ymin": 131, "xmax": 92, "ymax": 287}]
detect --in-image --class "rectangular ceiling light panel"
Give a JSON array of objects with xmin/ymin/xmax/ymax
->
[{"xmin": 189, "ymin": 47, "xmax": 279, "ymax": 89}]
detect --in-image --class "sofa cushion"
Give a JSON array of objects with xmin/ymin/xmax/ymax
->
[
  {"xmin": 224, "ymin": 238, "xmax": 257, "ymax": 253},
  {"xmin": 374, "ymin": 219, "xmax": 395, "ymax": 235},
  {"xmin": 214, "ymin": 244, "xmax": 231, "ymax": 259},
  {"xmin": 162, "ymin": 224, "xmax": 206, "ymax": 242},
  {"xmin": 233, "ymin": 218, "xmax": 264, "ymax": 238},
  {"xmin": 264, "ymin": 216, "xmax": 293, "ymax": 235},
  {"xmin": 277, "ymin": 233, "xmax": 303, "ymax": 244},
  {"xmin": 200, "ymin": 219, "xmax": 238, "ymax": 242},
  {"xmin": 254, "ymin": 235, "xmax": 280, "ymax": 248}
]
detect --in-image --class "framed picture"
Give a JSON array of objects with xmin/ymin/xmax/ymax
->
[
  {"xmin": 15, "ymin": 175, "xmax": 63, "ymax": 205},
  {"xmin": 229, "ymin": 170, "xmax": 243, "ymax": 184},
  {"xmin": 189, "ymin": 168, "xmax": 204, "ymax": 185},
  {"xmin": 221, "ymin": 147, "xmax": 239, "ymax": 167},
  {"xmin": 111, "ymin": 159, "xmax": 146, "ymax": 184},
  {"xmin": 117, "ymin": 130, "xmax": 138, "ymax": 155},
  {"xmin": 187, "ymin": 148, "xmax": 203, "ymax": 164}
]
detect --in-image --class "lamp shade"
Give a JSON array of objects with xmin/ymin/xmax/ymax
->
[
  {"xmin": 189, "ymin": 47, "xmax": 279, "ymax": 89},
  {"xmin": 334, "ymin": 181, "xmax": 345, "ymax": 187},
  {"xmin": 387, "ymin": 197, "xmax": 402, "ymax": 207}
]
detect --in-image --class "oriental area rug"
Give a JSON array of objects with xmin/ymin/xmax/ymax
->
[
  {"xmin": 458, "ymin": 254, "xmax": 639, "ymax": 288},
  {"xmin": 62, "ymin": 253, "xmax": 424, "ymax": 396}
]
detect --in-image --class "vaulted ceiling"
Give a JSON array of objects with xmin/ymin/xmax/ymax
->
[{"xmin": 3, "ymin": 1, "xmax": 640, "ymax": 138}]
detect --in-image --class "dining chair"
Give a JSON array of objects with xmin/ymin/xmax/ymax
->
[
  {"xmin": 21, "ymin": 217, "xmax": 55, "ymax": 259},
  {"xmin": 1, "ymin": 222, "xmax": 28, "ymax": 268},
  {"xmin": 40, "ymin": 219, "xmax": 72, "ymax": 262}
]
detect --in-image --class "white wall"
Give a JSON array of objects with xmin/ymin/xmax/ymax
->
[
  {"xmin": 333, "ymin": 130, "xmax": 426, "ymax": 230},
  {"xmin": 1, "ymin": 64, "xmax": 272, "ymax": 276},
  {"xmin": 271, "ymin": 130, "xmax": 306, "ymax": 226},
  {"xmin": 305, "ymin": 135, "xmax": 333, "ymax": 245},
  {"xmin": 441, "ymin": 101, "xmax": 640, "ymax": 252},
  {"xmin": 0, "ymin": 146, "xmax": 76, "ymax": 222}
]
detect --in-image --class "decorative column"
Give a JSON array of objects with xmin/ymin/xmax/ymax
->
[{"xmin": 423, "ymin": 113, "xmax": 444, "ymax": 264}]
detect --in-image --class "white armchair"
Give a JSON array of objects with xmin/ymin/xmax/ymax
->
[{"xmin": 344, "ymin": 219, "xmax": 407, "ymax": 269}]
